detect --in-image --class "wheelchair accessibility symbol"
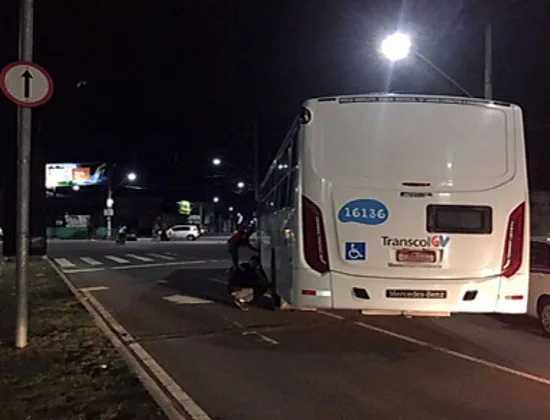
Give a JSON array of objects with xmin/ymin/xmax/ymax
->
[{"xmin": 345, "ymin": 242, "xmax": 367, "ymax": 261}]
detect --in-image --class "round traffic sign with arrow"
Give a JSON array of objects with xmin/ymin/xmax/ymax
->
[{"xmin": 0, "ymin": 60, "xmax": 54, "ymax": 107}]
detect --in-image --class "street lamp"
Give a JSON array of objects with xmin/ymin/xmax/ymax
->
[
  {"xmin": 380, "ymin": 32, "xmax": 411, "ymax": 62},
  {"xmin": 237, "ymin": 181, "xmax": 245, "ymax": 189},
  {"xmin": 380, "ymin": 32, "xmax": 473, "ymax": 98},
  {"xmin": 106, "ymin": 170, "xmax": 138, "ymax": 240},
  {"xmin": 213, "ymin": 196, "xmax": 220, "ymax": 203},
  {"xmin": 212, "ymin": 158, "xmax": 221, "ymax": 166},
  {"xmin": 228, "ymin": 206, "xmax": 234, "ymax": 212}
]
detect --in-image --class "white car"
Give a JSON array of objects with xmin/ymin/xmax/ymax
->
[
  {"xmin": 167, "ymin": 225, "xmax": 200, "ymax": 241},
  {"xmin": 528, "ymin": 237, "xmax": 550, "ymax": 337}
]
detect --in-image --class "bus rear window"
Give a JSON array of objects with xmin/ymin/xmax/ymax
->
[
  {"xmin": 315, "ymin": 103, "xmax": 510, "ymax": 185},
  {"xmin": 427, "ymin": 204, "xmax": 492, "ymax": 234}
]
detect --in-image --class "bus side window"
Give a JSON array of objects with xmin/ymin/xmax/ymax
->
[{"xmin": 531, "ymin": 242, "xmax": 550, "ymax": 271}]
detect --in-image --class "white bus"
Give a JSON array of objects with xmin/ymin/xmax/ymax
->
[{"xmin": 258, "ymin": 94, "xmax": 530, "ymax": 316}]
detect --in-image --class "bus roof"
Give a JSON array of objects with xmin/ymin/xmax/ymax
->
[{"xmin": 306, "ymin": 93, "xmax": 516, "ymax": 109}]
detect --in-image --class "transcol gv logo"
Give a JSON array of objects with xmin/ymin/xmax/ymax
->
[{"xmin": 381, "ymin": 235, "xmax": 450, "ymax": 248}]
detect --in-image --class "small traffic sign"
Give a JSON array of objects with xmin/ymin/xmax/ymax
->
[{"xmin": 0, "ymin": 60, "xmax": 54, "ymax": 107}]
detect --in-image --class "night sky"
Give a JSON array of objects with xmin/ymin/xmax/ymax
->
[{"xmin": 1, "ymin": 0, "xmax": 549, "ymax": 202}]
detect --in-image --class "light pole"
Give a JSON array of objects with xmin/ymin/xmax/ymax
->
[
  {"xmin": 212, "ymin": 157, "xmax": 251, "ymax": 179},
  {"xmin": 484, "ymin": 23, "xmax": 492, "ymax": 99},
  {"xmin": 380, "ymin": 32, "xmax": 473, "ymax": 98},
  {"xmin": 106, "ymin": 171, "xmax": 137, "ymax": 240}
]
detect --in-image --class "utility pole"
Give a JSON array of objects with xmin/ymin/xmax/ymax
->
[
  {"xmin": 106, "ymin": 181, "xmax": 113, "ymax": 240},
  {"xmin": 15, "ymin": 0, "xmax": 34, "ymax": 349},
  {"xmin": 252, "ymin": 119, "xmax": 259, "ymax": 203},
  {"xmin": 105, "ymin": 163, "xmax": 115, "ymax": 240},
  {"xmin": 484, "ymin": 22, "xmax": 493, "ymax": 99}
]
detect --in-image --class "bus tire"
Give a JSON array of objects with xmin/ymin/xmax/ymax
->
[{"xmin": 537, "ymin": 295, "xmax": 550, "ymax": 337}]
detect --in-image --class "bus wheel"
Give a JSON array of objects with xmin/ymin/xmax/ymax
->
[{"xmin": 538, "ymin": 296, "xmax": 550, "ymax": 337}]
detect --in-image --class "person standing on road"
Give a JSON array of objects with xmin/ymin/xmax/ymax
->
[{"xmin": 227, "ymin": 225, "xmax": 257, "ymax": 272}]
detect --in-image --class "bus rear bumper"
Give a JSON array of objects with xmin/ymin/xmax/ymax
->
[{"xmin": 291, "ymin": 270, "xmax": 527, "ymax": 314}]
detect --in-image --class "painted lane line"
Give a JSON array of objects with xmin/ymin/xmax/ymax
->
[
  {"xmin": 47, "ymin": 258, "xmax": 209, "ymax": 419},
  {"xmin": 105, "ymin": 255, "xmax": 131, "ymax": 264},
  {"xmin": 62, "ymin": 259, "xmax": 222, "ymax": 274},
  {"xmin": 112, "ymin": 260, "xmax": 209, "ymax": 271},
  {"xmin": 148, "ymin": 253, "xmax": 176, "ymax": 261},
  {"xmin": 62, "ymin": 267, "xmax": 106, "ymax": 274},
  {"xmin": 207, "ymin": 277, "xmax": 227, "ymax": 285},
  {"xmin": 242, "ymin": 331, "xmax": 279, "ymax": 346},
  {"xmin": 79, "ymin": 286, "xmax": 109, "ymax": 292},
  {"xmin": 54, "ymin": 258, "xmax": 76, "ymax": 269},
  {"xmin": 163, "ymin": 294, "xmax": 214, "ymax": 305},
  {"xmin": 126, "ymin": 254, "xmax": 154, "ymax": 262},
  {"xmin": 353, "ymin": 320, "xmax": 550, "ymax": 387},
  {"xmin": 317, "ymin": 310, "xmax": 345, "ymax": 320},
  {"xmin": 85, "ymin": 291, "xmax": 212, "ymax": 419},
  {"xmin": 80, "ymin": 257, "xmax": 103, "ymax": 266}
]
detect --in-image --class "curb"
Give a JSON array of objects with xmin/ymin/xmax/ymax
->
[{"xmin": 46, "ymin": 257, "xmax": 212, "ymax": 420}]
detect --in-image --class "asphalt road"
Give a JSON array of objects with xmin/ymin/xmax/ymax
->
[{"xmin": 48, "ymin": 238, "xmax": 550, "ymax": 420}]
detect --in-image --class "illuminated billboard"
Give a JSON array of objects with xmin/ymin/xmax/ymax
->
[
  {"xmin": 45, "ymin": 163, "xmax": 108, "ymax": 188},
  {"xmin": 177, "ymin": 200, "xmax": 191, "ymax": 215}
]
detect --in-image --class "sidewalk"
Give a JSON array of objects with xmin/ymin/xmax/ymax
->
[{"xmin": 0, "ymin": 260, "xmax": 166, "ymax": 419}]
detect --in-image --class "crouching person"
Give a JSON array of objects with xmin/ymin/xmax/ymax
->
[{"xmin": 227, "ymin": 256, "xmax": 269, "ymax": 310}]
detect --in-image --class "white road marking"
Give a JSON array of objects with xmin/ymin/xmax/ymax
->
[
  {"xmin": 80, "ymin": 257, "xmax": 103, "ymax": 266},
  {"xmin": 126, "ymin": 253, "xmax": 154, "ymax": 262},
  {"xmin": 62, "ymin": 267, "xmax": 106, "ymax": 274},
  {"xmin": 54, "ymin": 258, "xmax": 76, "ymax": 268},
  {"xmin": 79, "ymin": 286, "xmax": 109, "ymax": 292},
  {"xmin": 148, "ymin": 253, "xmax": 176, "ymax": 261},
  {"xmin": 48, "ymin": 257, "xmax": 211, "ymax": 420},
  {"xmin": 353, "ymin": 320, "xmax": 550, "ymax": 387},
  {"xmin": 105, "ymin": 255, "xmax": 130, "ymax": 264},
  {"xmin": 85, "ymin": 290, "xmax": 211, "ymax": 419},
  {"xmin": 207, "ymin": 276, "xmax": 227, "ymax": 285},
  {"xmin": 62, "ymin": 259, "xmax": 223, "ymax": 274},
  {"xmin": 317, "ymin": 310, "xmax": 345, "ymax": 320},
  {"xmin": 163, "ymin": 294, "xmax": 213, "ymax": 305},
  {"xmin": 111, "ymin": 259, "xmax": 210, "ymax": 271},
  {"xmin": 242, "ymin": 331, "xmax": 279, "ymax": 346}
]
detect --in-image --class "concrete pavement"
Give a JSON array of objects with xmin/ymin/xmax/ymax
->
[{"xmin": 49, "ymin": 239, "xmax": 550, "ymax": 419}]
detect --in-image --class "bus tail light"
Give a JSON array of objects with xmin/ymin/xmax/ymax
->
[
  {"xmin": 302, "ymin": 196, "xmax": 330, "ymax": 273},
  {"xmin": 501, "ymin": 202, "xmax": 525, "ymax": 278}
]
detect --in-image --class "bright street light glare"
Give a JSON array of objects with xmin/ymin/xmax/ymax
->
[
  {"xmin": 237, "ymin": 181, "xmax": 245, "ymax": 189},
  {"xmin": 127, "ymin": 172, "xmax": 137, "ymax": 181},
  {"xmin": 213, "ymin": 196, "xmax": 220, "ymax": 203},
  {"xmin": 106, "ymin": 198, "xmax": 114, "ymax": 208},
  {"xmin": 380, "ymin": 32, "xmax": 411, "ymax": 62},
  {"xmin": 212, "ymin": 158, "xmax": 221, "ymax": 166},
  {"xmin": 72, "ymin": 185, "xmax": 80, "ymax": 191},
  {"xmin": 228, "ymin": 206, "xmax": 234, "ymax": 212}
]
